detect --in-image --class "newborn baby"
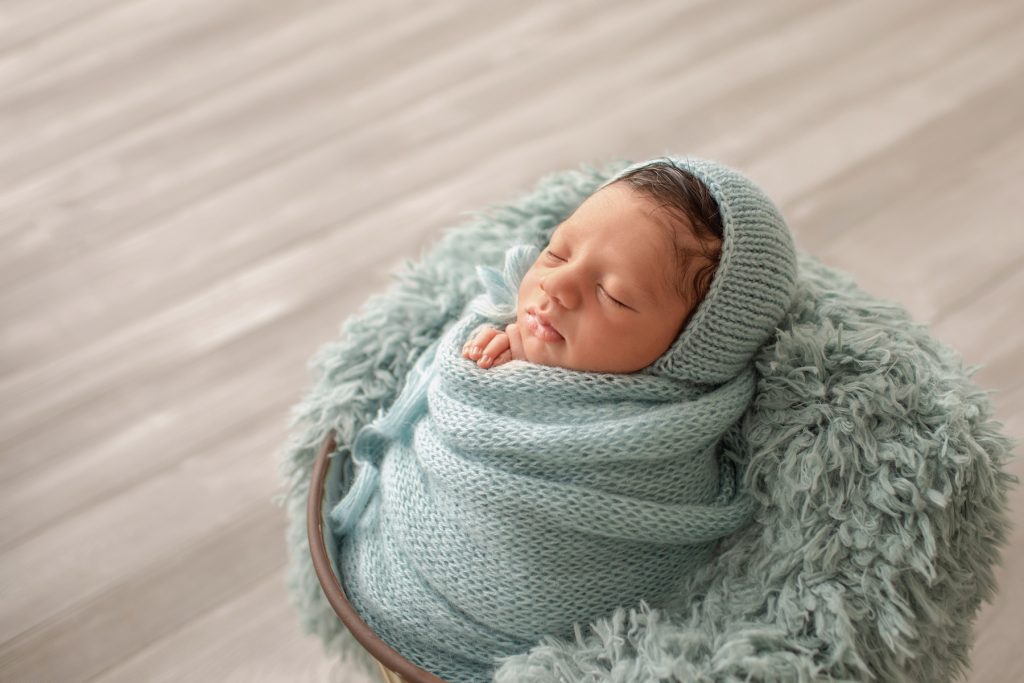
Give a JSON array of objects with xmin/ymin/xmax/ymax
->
[
  {"xmin": 332, "ymin": 156, "xmax": 799, "ymax": 683},
  {"xmin": 462, "ymin": 161, "xmax": 724, "ymax": 373}
]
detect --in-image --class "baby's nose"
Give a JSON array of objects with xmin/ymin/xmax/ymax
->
[{"xmin": 540, "ymin": 274, "xmax": 580, "ymax": 309}]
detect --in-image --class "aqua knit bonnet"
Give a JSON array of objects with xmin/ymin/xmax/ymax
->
[{"xmin": 602, "ymin": 156, "xmax": 799, "ymax": 385}]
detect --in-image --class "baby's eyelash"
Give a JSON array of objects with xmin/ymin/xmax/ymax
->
[
  {"xmin": 545, "ymin": 249, "xmax": 565, "ymax": 261},
  {"xmin": 599, "ymin": 286, "xmax": 628, "ymax": 308}
]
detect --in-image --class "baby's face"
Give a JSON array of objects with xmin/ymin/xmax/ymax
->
[{"xmin": 515, "ymin": 182, "xmax": 699, "ymax": 373}]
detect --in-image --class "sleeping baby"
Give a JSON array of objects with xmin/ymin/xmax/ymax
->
[
  {"xmin": 462, "ymin": 160, "xmax": 724, "ymax": 373},
  {"xmin": 331, "ymin": 156, "xmax": 799, "ymax": 683}
]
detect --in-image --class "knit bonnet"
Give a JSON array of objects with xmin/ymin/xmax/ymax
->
[{"xmin": 599, "ymin": 156, "xmax": 798, "ymax": 385}]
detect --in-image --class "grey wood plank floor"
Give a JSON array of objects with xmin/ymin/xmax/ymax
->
[{"xmin": 1, "ymin": 1, "xmax": 1021, "ymax": 681}]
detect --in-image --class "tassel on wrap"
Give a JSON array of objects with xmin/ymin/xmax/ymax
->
[{"xmin": 330, "ymin": 335, "xmax": 440, "ymax": 537}]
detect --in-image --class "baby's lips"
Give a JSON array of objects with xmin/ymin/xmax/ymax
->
[{"xmin": 524, "ymin": 311, "xmax": 565, "ymax": 342}]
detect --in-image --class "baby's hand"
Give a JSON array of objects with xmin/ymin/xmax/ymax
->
[{"xmin": 462, "ymin": 323, "xmax": 525, "ymax": 369}]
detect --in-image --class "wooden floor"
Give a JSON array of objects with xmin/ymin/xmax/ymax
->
[{"xmin": 1, "ymin": 1, "xmax": 1021, "ymax": 681}]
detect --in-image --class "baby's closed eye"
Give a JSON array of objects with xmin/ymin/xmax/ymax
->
[{"xmin": 598, "ymin": 285, "xmax": 629, "ymax": 309}]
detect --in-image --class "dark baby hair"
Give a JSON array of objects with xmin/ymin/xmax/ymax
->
[{"xmin": 613, "ymin": 160, "xmax": 724, "ymax": 326}]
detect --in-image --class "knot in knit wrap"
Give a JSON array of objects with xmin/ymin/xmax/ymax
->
[{"xmin": 329, "ymin": 157, "xmax": 799, "ymax": 683}]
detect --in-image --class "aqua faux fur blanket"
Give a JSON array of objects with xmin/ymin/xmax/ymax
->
[{"xmin": 277, "ymin": 160, "xmax": 1018, "ymax": 682}]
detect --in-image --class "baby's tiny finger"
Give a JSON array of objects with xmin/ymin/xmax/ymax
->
[
  {"xmin": 491, "ymin": 349, "xmax": 512, "ymax": 367},
  {"xmin": 464, "ymin": 327, "xmax": 498, "ymax": 360},
  {"xmin": 474, "ymin": 328, "xmax": 498, "ymax": 344},
  {"xmin": 506, "ymin": 323, "xmax": 524, "ymax": 361},
  {"xmin": 482, "ymin": 334, "xmax": 509, "ymax": 361}
]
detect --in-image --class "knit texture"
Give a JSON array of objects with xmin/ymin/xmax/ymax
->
[
  {"xmin": 329, "ymin": 242, "xmax": 760, "ymax": 682},
  {"xmin": 600, "ymin": 157, "xmax": 798, "ymax": 385},
  {"xmin": 277, "ymin": 157, "xmax": 1018, "ymax": 682}
]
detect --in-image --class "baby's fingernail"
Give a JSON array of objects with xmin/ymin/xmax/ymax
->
[{"xmin": 480, "ymin": 354, "xmax": 491, "ymax": 367}]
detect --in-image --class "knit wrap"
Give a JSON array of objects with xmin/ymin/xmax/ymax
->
[{"xmin": 330, "ymin": 245, "xmax": 759, "ymax": 683}]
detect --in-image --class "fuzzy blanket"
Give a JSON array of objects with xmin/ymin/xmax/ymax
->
[
  {"xmin": 277, "ymin": 160, "xmax": 1018, "ymax": 682},
  {"xmin": 327, "ymin": 244, "xmax": 760, "ymax": 682}
]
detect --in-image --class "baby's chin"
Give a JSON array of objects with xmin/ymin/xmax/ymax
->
[
  {"xmin": 519, "ymin": 335, "xmax": 554, "ymax": 365},
  {"xmin": 516, "ymin": 306, "xmax": 576, "ymax": 367},
  {"xmin": 521, "ymin": 337, "xmax": 549, "ymax": 365},
  {"xmin": 523, "ymin": 337, "xmax": 583, "ymax": 371}
]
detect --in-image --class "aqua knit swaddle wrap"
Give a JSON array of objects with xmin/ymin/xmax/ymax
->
[
  {"xmin": 331, "ymin": 249, "xmax": 756, "ymax": 682},
  {"xmin": 330, "ymin": 157, "xmax": 799, "ymax": 682}
]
